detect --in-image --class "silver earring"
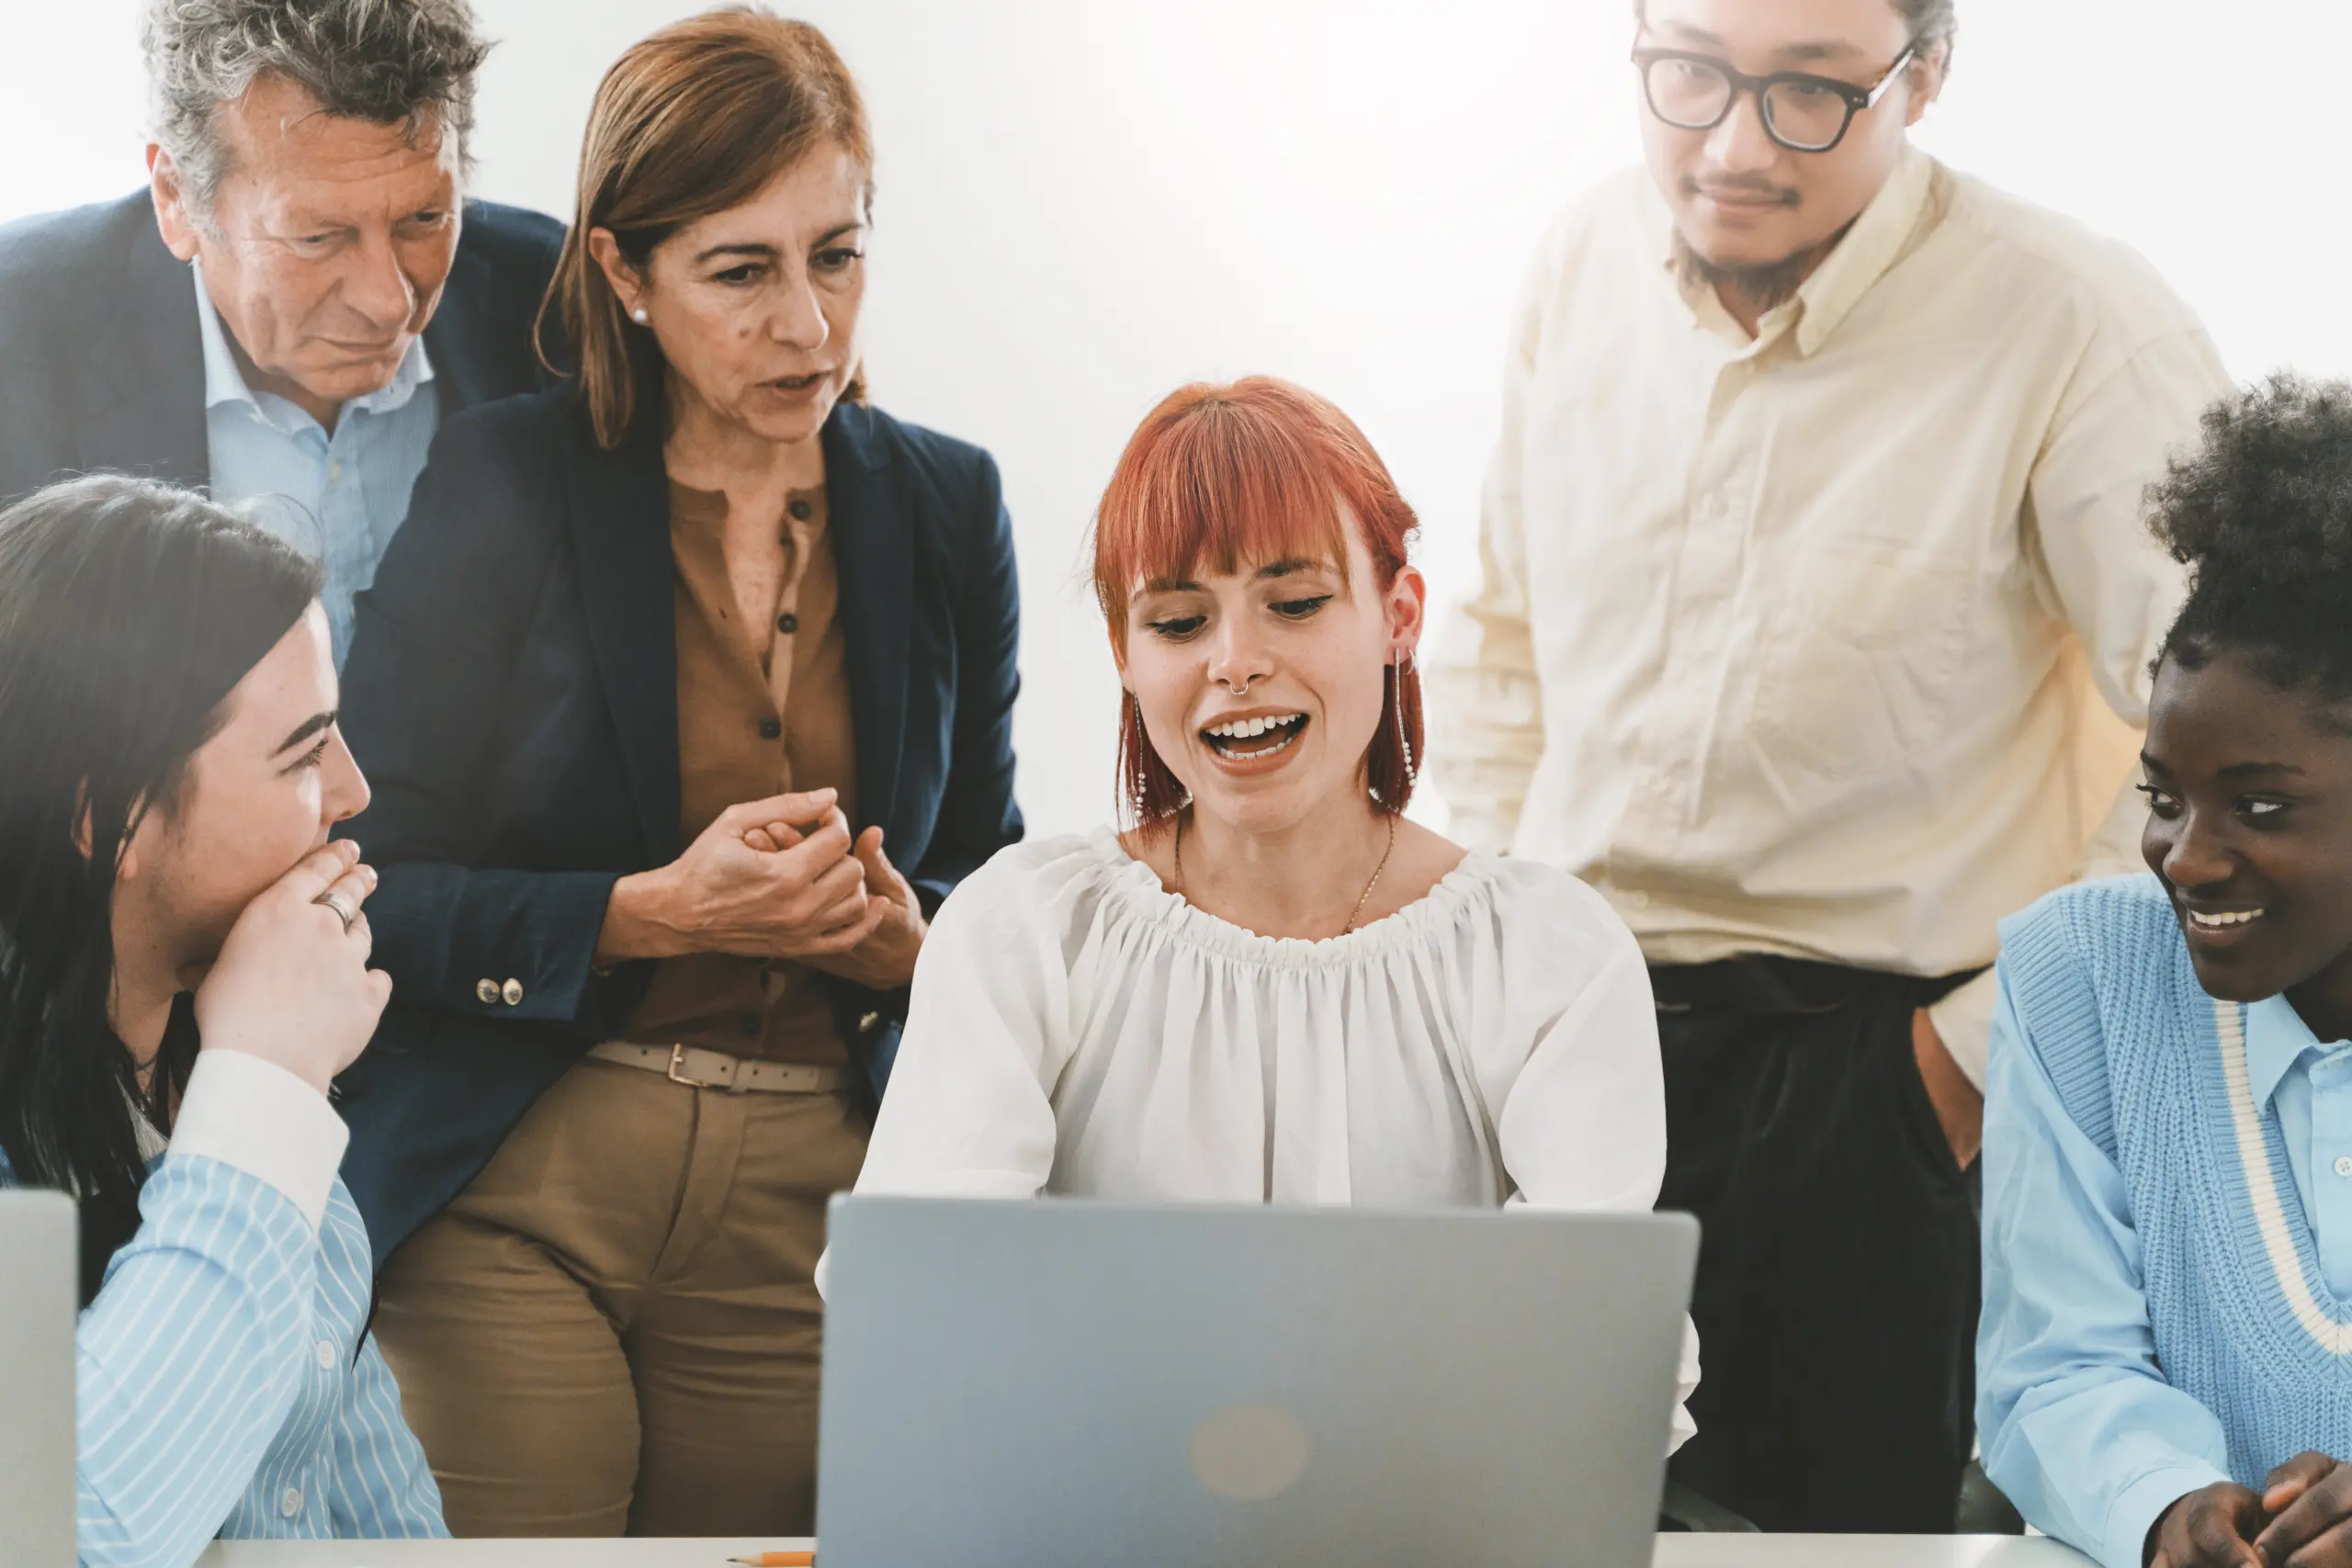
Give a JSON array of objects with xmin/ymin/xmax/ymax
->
[
  {"xmin": 1393, "ymin": 650, "xmax": 1417, "ymax": 785},
  {"xmin": 630, "ymin": 307, "xmax": 650, "ymax": 324}
]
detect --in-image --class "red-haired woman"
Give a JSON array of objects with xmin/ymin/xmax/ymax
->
[{"xmin": 854, "ymin": 378, "xmax": 1697, "ymax": 1445}]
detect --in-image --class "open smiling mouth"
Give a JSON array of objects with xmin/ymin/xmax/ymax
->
[
  {"xmin": 1202, "ymin": 713, "xmax": 1308, "ymax": 761},
  {"xmin": 2186, "ymin": 908, "xmax": 2267, "ymax": 931}
]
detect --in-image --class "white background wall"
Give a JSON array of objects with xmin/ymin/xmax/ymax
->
[{"xmin": 4, "ymin": 1, "xmax": 2341, "ymax": 839}]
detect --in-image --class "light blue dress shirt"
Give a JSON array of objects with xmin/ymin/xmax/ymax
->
[
  {"xmin": 0, "ymin": 1067, "xmax": 445, "ymax": 1566},
  {"xmin": 193, "ymin": 262, "xmax": 439, "ymax": 668},
  {"xmin": 2248, "ymin": 995, "xmax": 2352, "ymax": 1298},
  {"xmin": 1979, "ymin": 979, "xmax": 2352, "ymax": 1568}
]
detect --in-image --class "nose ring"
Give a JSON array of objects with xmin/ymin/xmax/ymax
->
[{"xmin": 1225, "ymin": 678, "xmax": 1251, "ymax": 697}]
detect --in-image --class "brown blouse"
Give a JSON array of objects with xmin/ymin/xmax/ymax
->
[{"xmin": 620, "ymin": 480, "xmax": 856, "ymax": 1066}]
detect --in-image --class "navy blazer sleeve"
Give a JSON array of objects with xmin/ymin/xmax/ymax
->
[
  {"xmin": 338, "ymin": 411, "xmax": 630, "ymax": 1033},
  {"xmin": 906, "ymin": 447, "xmax": 1023, "ymax": 917}
]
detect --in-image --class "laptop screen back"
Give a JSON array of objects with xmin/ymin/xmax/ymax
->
[
  {"xmin": 0, "ymin": 1190, "xmax": 78, "ymax": 1568},
  {"xmin": 819, "ymin": 1198, "xmax": 1698, "ymax": 1568}
]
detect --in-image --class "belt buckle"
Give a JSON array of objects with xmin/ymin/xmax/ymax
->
[{"xmin": 664, "ymin": 1043, "xmax": 733, "ymax": 1092}]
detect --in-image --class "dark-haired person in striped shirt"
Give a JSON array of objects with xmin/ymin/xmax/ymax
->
[{"xmin": 0, "ymin": 476, "xmax": 442, "ymax": 1567}]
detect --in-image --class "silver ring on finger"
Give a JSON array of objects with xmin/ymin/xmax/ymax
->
[{"xmin": 313, "ymin": 889, "xmax": 359, "ymax": 934}]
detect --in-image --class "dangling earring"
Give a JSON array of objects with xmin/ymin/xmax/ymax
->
[
  {"xmin": 1122, "ymin": 694, "xmax": 1154, "ymax": 825},
  {"xmin": 630, "ymin": 306, "xmax": 650, "ymax": 325},
  {"xmin": 1393, "ymin": 649, "xmax": 1418, "ymax": 788}
]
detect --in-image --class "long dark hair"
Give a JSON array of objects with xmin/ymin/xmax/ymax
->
[{"xmin": 0, "ymin": 476, "xmax": 322, "ymax": 1301}]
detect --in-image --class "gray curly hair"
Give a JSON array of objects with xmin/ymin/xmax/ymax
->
[{"xmin": 140, "ymin": 0, "xmax": 489, "ymax": 220}]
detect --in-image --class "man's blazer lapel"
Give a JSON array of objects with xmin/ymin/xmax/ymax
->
[
  {"xmin": 424, "ymin": 202, "xmax": 554, "ymax": 414},
  {"xmin": 424, "ymin": 235, "xmax": 497, "ymax": 416},
  {"xmin": 825, "ymin": 403, "xmax": 911, "ymax": 841},
  {"xmin": 81, "ymin": 213, "xmax": 207, "ymax": 490},
  {"xmin": 565, "ymin": 422, "xmax": 684, "ymax": 865}
]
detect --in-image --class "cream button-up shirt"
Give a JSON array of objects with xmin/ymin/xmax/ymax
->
[{"xmin": 1430, "ymin": 148, "xmax": 2233, "ymax": 1085}]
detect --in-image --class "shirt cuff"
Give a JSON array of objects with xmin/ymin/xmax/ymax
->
[
  {"xmin": 1928, "ymin": 966, "xmax": 2001, "ymax": 1092},
  {"xmin": 2102, "ymin": 1462, "xmax": 2233, "ymax": 1568},
  {"xmin": 166, "ymin": 1049, "xmax": 349, "ymax": 1230}
]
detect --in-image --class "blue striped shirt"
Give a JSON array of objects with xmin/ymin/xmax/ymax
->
[{"xmin": 0, "ymin": 1058, "xmax": 445, "ymax": 1566}]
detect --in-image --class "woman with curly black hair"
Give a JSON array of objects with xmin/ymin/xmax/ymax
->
[{"xmin": 1978, "ymin": 375, "xmax": 2352, "ymax": 1568}]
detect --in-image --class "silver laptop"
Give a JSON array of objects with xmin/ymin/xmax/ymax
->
[
  {"xmin": 817, "ymin": 1198, "xmax": 1698, "ymax": 1568},
  {"xmin": 0, "ymin": 1190, "xmax": 78, "ymax": 1568}
]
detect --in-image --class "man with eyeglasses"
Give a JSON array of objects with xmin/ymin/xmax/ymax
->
[{"xmin": 1431, "ymin": 0, "xmax": 2231, "ymax": 1533}]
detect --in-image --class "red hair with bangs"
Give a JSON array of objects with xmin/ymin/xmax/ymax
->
[{"xmin": 1091, "ymin": 377, "xmax": 1424, "ymax": 827}]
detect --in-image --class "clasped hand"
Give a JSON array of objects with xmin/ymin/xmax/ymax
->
[
  {"xmin": 2154, "ymin": 1455, "xmax": 2352, "ymax": 1568},
  {"xmin": 596, "ymin": 786, "xmax": 926, "ymax": 989}
]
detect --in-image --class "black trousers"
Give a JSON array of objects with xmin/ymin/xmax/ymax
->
[{"xmin": 1655, "ymin": 958, "xmax": 1979, "ymax": 1534}]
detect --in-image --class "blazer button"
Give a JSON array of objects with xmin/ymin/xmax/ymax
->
[
  {"xmin": 775, "ymin": 613, "xmax": 798, "ymax": 635},
  {"xmin": 502, "ymin": 979, "xmax": 525, "ymax": 1007},
  {"xmin": 858, "ymin": 1010, "xmax": 882, "ymax": 1035},
  {"xmin": 476, "ymin": 978, "xmax": 500, "ymax": 1005},
  {"xmin": 788, "ymin": 497, "xmax": 813, "ymax": 522},
  {"xmin": 758, "ymin": 716, "xmax": 783, "ymax": 740}
]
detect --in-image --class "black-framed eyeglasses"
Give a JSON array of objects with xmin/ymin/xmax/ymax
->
[{"xmin": 1632, "ymin": 39, "xmax": 1918, "ymax": 153}]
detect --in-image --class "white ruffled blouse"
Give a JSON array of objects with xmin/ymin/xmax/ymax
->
[{"xmin": 859, "ymin": 829, "xmax": 1700, "ymax": 1444}]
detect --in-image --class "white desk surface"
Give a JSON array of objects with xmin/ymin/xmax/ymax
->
[{"xmin": 195, "ymin": 1535, "xmax": 2095, "ymax": 1567}]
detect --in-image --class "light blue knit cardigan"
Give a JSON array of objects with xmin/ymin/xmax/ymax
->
[{"xmin": 1999, "ymin": 874, "xmax": 2352, "ymax": 1482}]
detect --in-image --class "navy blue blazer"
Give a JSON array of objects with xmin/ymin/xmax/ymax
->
[
  {"xmin": 334, "ymin": 387, "xmax": 1024, "ymax": 1266},
  {"xmin": 0, "ymin": 190, "xmax": 563, "ymax": 505}
]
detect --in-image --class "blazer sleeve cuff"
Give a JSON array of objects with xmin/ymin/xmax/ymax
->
[{"xmin": 445, "ymin": 868, "xmax": 625, "ymax": 1024}]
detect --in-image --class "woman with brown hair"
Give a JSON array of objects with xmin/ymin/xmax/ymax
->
[{"xmin": 332, "ymin": 7, "xmax": 1023, "ymax": 1537}]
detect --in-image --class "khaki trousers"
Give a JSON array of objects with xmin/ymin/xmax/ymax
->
[{"xmin": 373, "ymin": 1056, "xmax": 868, "ymax": 1537}]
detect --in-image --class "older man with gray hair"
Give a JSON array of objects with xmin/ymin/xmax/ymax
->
[{"xmin": 0, "ymin": 0, "xmax": 561, "ymax": 667}]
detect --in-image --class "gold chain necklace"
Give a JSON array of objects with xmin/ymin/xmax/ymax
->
[{"xmin": 1171, "ymin": 810, "xmax": 1398, "ymax": 938}]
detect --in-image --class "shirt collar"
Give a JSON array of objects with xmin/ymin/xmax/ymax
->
[
  {"xmin": 2246, "ymin": 993, "xmax": 2335, "ymax": 1111},
  {"xmin": 191, "ymin": 258, "xmax": 435, "ymax": 423},
  {"xmin": 1790, "ymin": 145, "xmax": 1934, "ymax": 355},
  {"xmin": 1664, "ymin": 144, "xmax": 1937, "ymax": 357},
  {"xmin": 130, "ymin": 1103, "xmax": 169, "ymax": 1163}
]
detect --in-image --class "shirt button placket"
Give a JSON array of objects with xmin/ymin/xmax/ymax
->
[{"xmin": 2314, "ymin": 1052, "xmax": 2352, "ymax": 1295}]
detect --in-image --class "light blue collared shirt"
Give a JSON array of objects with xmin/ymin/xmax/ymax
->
[
  {"xmin": 194, "ymin": 262, "xmax": 439, "ymax": 668},
  {"xmin": 1979, "ymin": 980, "xmax": 2352, "ymax": 1568},
  {"xmin": 0, "ymin": 1045, "xmax": 445, "ymax": 1565},
  {"xmin": 2245, "ymin": 994, "xmax": 2352, "ymax": 1296}
]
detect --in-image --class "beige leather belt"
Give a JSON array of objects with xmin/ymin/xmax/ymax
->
[{"xmin": 588, "ymin": 1041, "xmax": 849, "ymax": 1095}]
